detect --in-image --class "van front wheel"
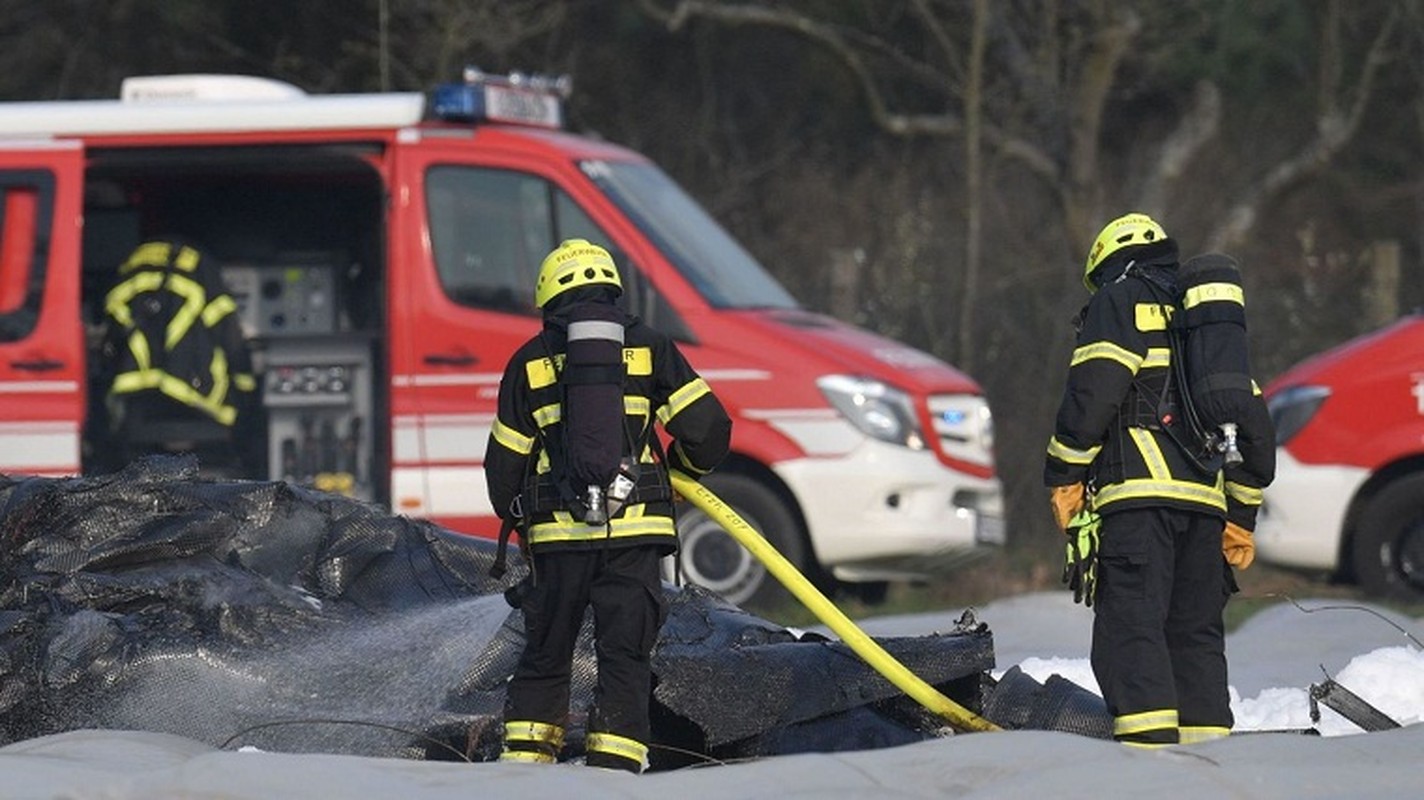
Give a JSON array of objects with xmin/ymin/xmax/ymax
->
[
  {"xmin": 674, "ymin": 473, "xmax": 806, "ymax": 611},
  {"xmin": 1352, "ymin": 474, "xmax": 1424, "ymax": 600}
]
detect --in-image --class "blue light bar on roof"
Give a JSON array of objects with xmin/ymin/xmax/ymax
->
[{"xmin": 432, "ymin": 67, "xmax": 569, "ymax": 129}]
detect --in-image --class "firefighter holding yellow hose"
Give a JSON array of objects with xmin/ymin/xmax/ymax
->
[{"xmin": 485, "ymin": 239, "xmax": 730, "ymax": 773}]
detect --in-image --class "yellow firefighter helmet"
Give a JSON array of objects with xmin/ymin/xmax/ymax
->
[
  {"xmin": 534, "ymin": 239, "xmax": 623, "ymax": 309},
  {"xmin": 1084, "ymin": 213, "xmax": 1168, "ymax": 291}
]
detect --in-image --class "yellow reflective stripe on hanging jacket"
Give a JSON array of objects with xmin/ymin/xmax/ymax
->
[
  {"xmin": 163, "ymin": 273, "xmax": 207, "ymax": 351},
  {"xmin": 104, "ymin": 271, "xmax": 166, "ymax": 328},
  {"xmin": 120, "ymin": 241, "xmax": 173, "ymax": 274},
  {"xmin": 202, "ymin": 293, "xmax": 238, "ymax": 327}
]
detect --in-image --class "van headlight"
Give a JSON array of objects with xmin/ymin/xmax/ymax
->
[
  {"xmin": 929, "ymin": 393, "xmax": 995, "ymax": 467},
  {"xmin": 817, "ymin": 375, "xmax": 925, "ymax": 450}
]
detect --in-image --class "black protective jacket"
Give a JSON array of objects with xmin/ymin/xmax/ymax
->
[
  {"xmin": 1045, "ymin": 250, "xmax": 1226, "ymax": 518},
  {"xmin": 100, "ymin": 240, "xmax": 255, "ymax": 426},
  {"xmin": 485, "ymin": 300, "xmax": 731, "ymax": 554}
]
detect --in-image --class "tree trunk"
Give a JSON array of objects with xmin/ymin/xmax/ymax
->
[{"xmin": 958, "ymin": 0, "xmax": 988, "ymax": 371}]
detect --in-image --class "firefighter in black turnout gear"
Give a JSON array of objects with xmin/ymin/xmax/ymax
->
[
  {"xmin": 1045, "ymin": 213, "xmax": 1268, "ymax": 747},
  {"xmin": 485, "ymin": 239, "xmax": 731, "ymax": 773}
]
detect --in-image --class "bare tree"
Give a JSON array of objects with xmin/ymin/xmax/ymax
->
[
  {"xmin": 382, "ymin": 0, "xmax": 569, "ymax": 88},
  {"xmin": 634, "ymin": 0, "xmax": 1411, "ymax": 550},
  {"xmin": 960, "ymin": 0, "xmax": 988, "ymax": 371},
  {"xmin": 638, "ymin": 0, "xmax": 1406, "ymax": 289},
  {"xmin": 633, "ymin": 2, "xmax": 1202, "ymax": 357},
  {"xmin": 1206, "ymin": 2, "xmax": 1401, "ymax": 250}
]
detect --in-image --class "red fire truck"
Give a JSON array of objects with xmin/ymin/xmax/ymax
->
[
  {"xmin": 0, "ymin": 72, "xmax": 1003, "ymax": 605},
  {"xmin": 1257, "ymin": 312, "xmax": 1424, "ymax": 599}
]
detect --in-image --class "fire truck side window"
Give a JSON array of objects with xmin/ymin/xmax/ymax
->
[
  {"xmin": 0, "ymin": 173, "xmax": 52, "ymax": 342},
  {"xmin": 425, "ymin": 166, "xmax": 612, "ymax": 315}
]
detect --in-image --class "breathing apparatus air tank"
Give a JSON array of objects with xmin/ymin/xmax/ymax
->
[
  {"xmin": 1176, "ymin": 253, "xmax": 1254, "ymax": 465},
  {"xmin": 561, "ymin": 303, "xmax": 627, "ymax": 524}
]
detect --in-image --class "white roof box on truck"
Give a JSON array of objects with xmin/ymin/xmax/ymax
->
[
  {"xmin": 120, "ymin": 74, "xmax": 308, "ymax": 103},
  {"xmin": 0, "ymin": 74, "xmax": 425, "ymax": 138}
]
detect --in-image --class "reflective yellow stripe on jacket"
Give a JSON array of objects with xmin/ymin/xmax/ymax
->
[
  {"xmin": 527, "ymin": 512, "xmax": 676, "ymax": 547},
  {"xmin": 110, "ymin": 348, "xmax": 240, "ymax": 425},
  {"xmin": 1092, "ymin": 429, "xmax": 1226, "ymax": 513}
]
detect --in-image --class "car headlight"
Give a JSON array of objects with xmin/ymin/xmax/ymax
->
[
  {"xmin": 1267, "ymin": 384, "xmax": 1331, "ymax": 446},
  {"xmin": 817, "ymin": 375, "xmax": 925, "ymax": 449},
  {"xmin": 929, "ymin": 393, "xmax": 995, "ymax": 467}
]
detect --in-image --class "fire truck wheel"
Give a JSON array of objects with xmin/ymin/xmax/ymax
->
[
  {"xmin": 674, "ymin": 472, "xmax": 808, "ymax": 611},
  {"xmin": 1351, "ymin": 473, "xmax": 1424, "ymax": 600}
]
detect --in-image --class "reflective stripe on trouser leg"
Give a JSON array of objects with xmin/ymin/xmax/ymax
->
[
  {"xmin": 502, "ymin": 551, "xmax": 588, "ymax": 758},
  {"xmin": 1178, "ymin": 725, "xmax": 1230, "ymax": 744},
  {"xmin": 499, "ymin": 749, "xmax": 555, "ymax": 764},
  {"xmin": 585, "ymin": 547, "xmax": 665, "ymax": 774},
  {"xmin": 1114, "ymin": 708, "xmax": 1179, "ymax": 747},
  {"xmin": 499, "ymin": 719, "xmax": 564, "ymax": 763},
  {"xmin": 586, "ymin": 731, "xmax": 648, "ymax": 772}
]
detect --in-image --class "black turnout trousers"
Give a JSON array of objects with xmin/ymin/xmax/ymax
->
[
  {"xmin": 1090, "ymin": 506, "xmax": 1234, "ymax": 742},
  {"xmin": 504, "ymin": 546, "xmax": 668, "ymax": 749}
]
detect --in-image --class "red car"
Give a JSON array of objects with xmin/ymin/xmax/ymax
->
[{"xmin": 1257, "ymin": 312, "xmax": 1424, "ymax": 598}]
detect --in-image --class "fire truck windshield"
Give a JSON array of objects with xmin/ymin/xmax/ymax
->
[{"xmin": 580, "ymin": 160, "xmax": 798, "ymax": 310}]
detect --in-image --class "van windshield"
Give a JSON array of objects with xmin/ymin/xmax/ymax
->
[{"xmin": 580, "ymin": 160, "xmax": 798, "ymax": 310}]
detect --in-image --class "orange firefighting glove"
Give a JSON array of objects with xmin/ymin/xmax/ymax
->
[
  {"xmin": 1049, "ymin": 483, "xmax": 1086, "ymax": 533},
  {"xmin": 1223, "ymin": 521, "xmax": 1255, "ymax": 570}
]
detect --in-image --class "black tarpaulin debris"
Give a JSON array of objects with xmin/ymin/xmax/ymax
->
[
  {"xmin": 1, "ymin": 456, "xmax": 1100, "ymax": 770},
  {"xmin": 1310, "ymin": 676, "xmax": 1401, "ymax": 733}
]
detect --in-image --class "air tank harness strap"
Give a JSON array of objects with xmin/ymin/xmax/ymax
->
[
  {"xmin": 488, "ymin": 495, "xmax": 526, "ymax": 580},
  {"xmin": 1119, "ymin": 379, "xmax": 1163, "ymax": 431},
  {"xmin": 521, "ymin": 470, "xmax": 672, "ymax": 515}
]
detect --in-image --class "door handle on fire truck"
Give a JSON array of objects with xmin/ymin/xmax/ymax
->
[
  {"xmin": 423, "ymin": 352, "xmax": 477, "ymax": 367},
  {"xmin": 11, "ymin": 357, "xmax": 64, "ymax": 372}
]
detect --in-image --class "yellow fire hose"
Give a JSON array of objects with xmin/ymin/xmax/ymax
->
[{"xmin": 669, "ymin": 470, "xmax": 1000, "ymax": 733}]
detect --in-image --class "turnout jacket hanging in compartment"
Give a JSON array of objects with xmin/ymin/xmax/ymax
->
[
  {"xmin": 100, "ymin": 239, "xmax": 256, "ymax": 426},
  {"xmin": 1045, "ymin": 250, "xmax": 1226, "ymax": 518},
  {"xmin": 485, "ymin": 299, "xmax": 731, "ymax": 554}
]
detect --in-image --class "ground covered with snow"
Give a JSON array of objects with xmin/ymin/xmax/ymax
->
[{"xmin": 4, "ymin": 591, "xmax": 1421, "ymax": 799}]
